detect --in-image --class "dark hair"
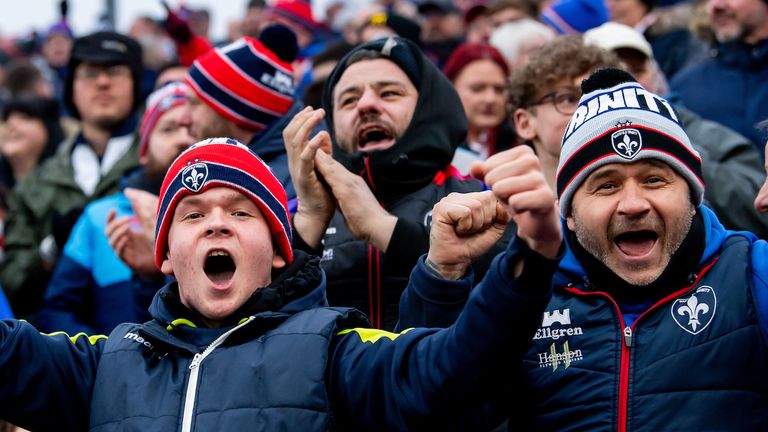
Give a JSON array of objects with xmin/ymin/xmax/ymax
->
[
  {"xmin": 2, "ymin": 96, "xmax": 64, "ymax": 163},
  {"xmin": 4, "ymin": 61, "xmax": 46, "ymax": 99}
]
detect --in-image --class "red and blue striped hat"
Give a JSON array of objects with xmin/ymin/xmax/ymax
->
[
  {"xmin": 138, "ymin": 82, "xmax": 189, "ymax": 158},
  {"xmin": 185, "ymin": 36, "xmax": 295, "ymax": 131},
  {"xmin": 154, "ymin": 137, "xmax": 293, "ymax": 268}
]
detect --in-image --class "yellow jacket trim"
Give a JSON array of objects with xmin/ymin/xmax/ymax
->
[{"xmin": 337, "ymin": 327, "xmax": 414, "ymax": 343}]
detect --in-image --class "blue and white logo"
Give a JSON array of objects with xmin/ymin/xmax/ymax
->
[
  {"xmin": 671, "ymin": 285, "xmax": 717, "ymax": 335},
  {"xmin": 611, "ymin": 128, "xmax": 642, "ymax": 159},
  {"xmin": 181, "ymin": 162, "xmax": 208, "ymax": 192}
]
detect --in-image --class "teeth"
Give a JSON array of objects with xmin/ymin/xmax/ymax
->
[{"xmin": 208, "ymin": 250, "xmax": 229, "ymax": 257}]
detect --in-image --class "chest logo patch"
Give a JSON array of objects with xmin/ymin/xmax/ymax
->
[{"xmin": 671, "ymin": 285, "xmax": 717, "ymax": 335}]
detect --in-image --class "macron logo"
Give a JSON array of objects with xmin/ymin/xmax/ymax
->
[
  {"xmin": 124, "ymin": 332, "xmax": 154, "ymax": 349},
  {"xmin": 260, "ymin": 71, "xmax": 294, "ymax": 96},
  {"xmin": 542, "ymin": 309, "xmax": 571, "ymax": 327}
]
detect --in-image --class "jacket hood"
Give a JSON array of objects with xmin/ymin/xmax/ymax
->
[
  {"xmin": 322, "ymin": 37, "xmax": 467, "ymax": 203},
  {"xmin": 555, "ymin": 205, "xmax": 739, "ymax": 287}
]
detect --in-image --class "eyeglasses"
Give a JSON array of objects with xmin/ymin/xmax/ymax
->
[
  {"xmin": 531, "ymin": 88, "xmax": 580, "ymax": 115},
  {"xmin": 75, "ymin": 64, "xmax": 131, "ymax": 81}
]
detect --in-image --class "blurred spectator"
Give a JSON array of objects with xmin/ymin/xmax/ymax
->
[
  {"xmin": 162, "ymin": 4, "xmax": 213, "ymax": 67},
  {"xmin": 243, "ymin": 0, "xmax": 268, "ymax": 38},
  {"xmin": 187, "ymin": 8, "xmax": 211, "ymax": 39},
  {"xmin": 604, "ymin": 0, "xmax": 706, "ymax": 79},
  {"xmin": 487, "ymin": 0, "xmax": 539, "ymax": 27},
  {"xmin": 443, "ymin": 42, "xmax": 516, "ymax": 173},
  {"xmin": 0, "ymin": 32, "xmax": 142, "ymax": 320},
  {"xmin": 36, "ymin": 82, "xmax": 193, "ymax": 335},
  {"xmin": 670, "ymin": 0, "xmax": 768, "ymax": 154},
  {"xmin": 302, "ymin": 40, "xmax": 354, "ymax": 109},
  {"xmin": 755, "ymin": 124, "xmax": 768, "ymax": 213},
  {"xmin": 36, "ymin": 20, "xmax": 73, "ymax": 112},
  {"xmin": 463, "ymin": 1, "xmax": 494, "ymax": 43},
  {"xmin": 540, "ymin": 0, "xmax": 609, "ymax": 34},
  {"xmin": 0, "ymin": 97, "xmax": 63, "ymax": 198},
  {"xmin": 417, "ymin": 0, "xmax": 465, "ymax": 67},
  {"xmin": 3, "ymin": 61, "xmax": 54, "ymax": 100},
  {"xmin": 356, "ymin": 11, "xmax": 422, "ymax": 45},
  {"xmin": 585, "ymin": 21, "xmax": 768, "ymax": 237},
  {"xmin": 183, "ymin": 25, "xmax": 304, "ymax": 199},
  {"xmin": 153, "ymin": 62, "xmax": 187, "ymax": 90},
  {"xmin": 490, "ymin": 18, "xmax": 555, "ymax": 69}
]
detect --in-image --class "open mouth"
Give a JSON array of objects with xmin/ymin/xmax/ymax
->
[
  {"xmin": 358, "ymin": 125, "xmax": 394, "ymax": 150},
  {"xmin": 614, "ymin": 230, "xmax": 658, "ymax": 257},
  {"xmin": 204, "ymin": 250, "xmax": 236, "ymax": 284}
]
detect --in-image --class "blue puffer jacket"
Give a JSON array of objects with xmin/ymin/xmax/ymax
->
[
  {"xmin": 670, "ymin": 39, "xmax": 768, "ymax": 154},
  {"xmin": 0, "ymin": 247, "xmax": 554, "ymax": 431},
  {"xmin": 36, "ymin": 169, "xmax": 163, "ymax": 335}
]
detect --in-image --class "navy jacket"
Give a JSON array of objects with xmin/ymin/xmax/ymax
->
[
  {"xmin": 670, "ymin": 39, "xmax": 768, "ymax": 153},
  {"xmin": 399, "ymin": 206, "xmax": 768, "ymax": 430},
  {"xmin": 0, "ymin": 246, "xmax": 553, "ymax": 431}
]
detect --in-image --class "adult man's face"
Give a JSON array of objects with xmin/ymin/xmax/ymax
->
[
  {"xmin": 332, "ymin": 58, "xmax": 418, "ymax": 154},
  {"xmin": 141, "ymin": 105, "xmax": 196, "ymax": 183},
  {"xmin": 72, "ymin": 62, "xmax": 134, "ymax": 128},
  {"xmin": 706, "ymin": 0, "xmax": 768, "ymax": 43},
  {"xmin": 183, "ymin": 90, "xmax": 233, "ymax": 140},
  {"xmin": 160, "ymin": 187, "xmax": 286, "ymax": 328},
  {"xmin": 566, "ymin": 160, "xmax": 696, "ymax": 286}
]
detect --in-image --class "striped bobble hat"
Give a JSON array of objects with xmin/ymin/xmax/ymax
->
[
  {"xmin": 186, "ymin": 34, "xmax": 295, "ymax": 131},
  {"xmin": 138, "ymin": 81, "xmax": 189, "ymax": 158},
  {"xmin": 154, "ymin": 137, "xmax": 293, "ymax": 269},
  {"xmin": 556, "ymin": 68, "xmax": 704, "ymax": 217}
]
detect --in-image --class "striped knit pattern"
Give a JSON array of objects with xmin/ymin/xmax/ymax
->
[
  {"xmin": 139, "ymin": 82, "xmax": 189, "ymax": 157},
  {"xmin": 186, "ymin": 37, "xmax": 294, "ymax": 131},
  {"xmin": 155, "ymin": 138, "xmax": 293, "ymax": 268},
  {"xmin": 556, "ymin": 80, "xmax": 703, "ymax": 216}
]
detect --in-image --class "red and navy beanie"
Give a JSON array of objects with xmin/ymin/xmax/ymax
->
[
  {"xmin": 557, "ymin": 68, "xmax": 704, "ymax": 216},
  {"xmin": 185, "ymin": 35, "xmax": 295, "ymax": 131},
  {"xmin": 138, "ymin": 82, "xmax": 189, "ymax": 158},
  {"xmin": 154, "ymin": 137, "xmax": 293, "ymax": 268}
]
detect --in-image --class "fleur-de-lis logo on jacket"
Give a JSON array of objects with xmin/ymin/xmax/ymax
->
[
  {"xmin": 677, "ymin": 295, "xmax": 709, "ymax": 331},
  {"xmin": 611, "ymin": 128, "xmax": 643, "ymax": 160},
  {"xmin": 671, "ymin": 286, "xmax": 717, "ymax": 335},
  {"xmin": 181, "ymin": 162, "xmax": 208, "ymax": 193}
]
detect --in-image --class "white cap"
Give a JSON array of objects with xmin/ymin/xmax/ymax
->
[{"xmin": 583, "ymin": 22, "xmax": 653, "ymax": 59}]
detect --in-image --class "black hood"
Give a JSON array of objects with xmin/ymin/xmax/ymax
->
[{"xmin": 322, "ymin": 37, "xmax": 467, "ymax": 204}]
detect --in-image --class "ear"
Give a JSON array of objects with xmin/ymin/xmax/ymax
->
[
  {"xmin": 160, "ymin": 254, "xmax": 174, "ymax": 276},
  {"xmin": 566, "ymin": 214, "xmax": 575, "ymax": 231},
  {"xmin": 513, "ymin": 107, "xmax": 537, "ymax": 141},
  {"xmin": 272, "ymin": 253, "xmax": 287, "ymax": 270}
]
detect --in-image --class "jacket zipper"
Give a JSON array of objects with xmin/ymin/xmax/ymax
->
[
  {"xmin": 180, "ymin": 316, "xmax": 255, "ymax": 432},
  {"xmin": 565, "ymin": 257, "xmax": 718, "ymax": 432}
]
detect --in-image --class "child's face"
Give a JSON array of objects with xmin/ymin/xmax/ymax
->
[{"xmin": 161, "ymin": 187, "xmax": 286, "ymax": 327}]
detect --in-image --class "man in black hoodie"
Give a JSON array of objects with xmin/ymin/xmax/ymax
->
[{"xmin": 284, "ymin": 37, "xmax": 503, "ymax": 329}]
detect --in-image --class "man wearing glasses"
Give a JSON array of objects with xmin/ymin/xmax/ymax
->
[{"xmin": 1, "ymin": 32, "xmax": 143, "ymax": 321}]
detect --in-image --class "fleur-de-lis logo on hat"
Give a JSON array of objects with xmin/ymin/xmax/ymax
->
[
  {"xmin": 181, "ymin": 162, "xmax": 208, "ymax": 192},
  {"xmin": 611, "ymin": 128, "xmax": 643, "ymax": 160}
]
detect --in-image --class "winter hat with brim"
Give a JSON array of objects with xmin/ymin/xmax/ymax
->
[
  {"xmin": 556, "ymin": 68, "xmax": 703, "ymax": 216},
  {"xmin": 64, "ymin": 31, "xmax": 143, "ymax": 120},
  {"xmin": 154, "ymin": 137, "xmax": 293, "ymax": 269},
  {"xmin": 185, "ymin": 26, "xmax": 296, "ymax": 131}
]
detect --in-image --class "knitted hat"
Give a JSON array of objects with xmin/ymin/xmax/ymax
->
[
  {"xmin": 540, "ymin": 0, "xmax": 608, "ymax": 34},
  {"xmin": 266, "ymin": 0, "xmax": 318, "ymax": 31},
  {"xmin": 556, "ymin": 68, "xmax": 703, "ymax": 216},
  {"xmin": 138, "ymin": 82, "xmax": 189, "ymax": 158},
  {"xmin": 185, "ymin": 29, "xmax": 295, "ymax": 131},
  {"xmin": 64, "ymin": 31, "xmax": 143, "ymax": 120},
  {"xmin": 443, "ymin": 42, "xmax": 510, "ymax": 81},
  {"xmin": 154, "ymin": 137, "xmax": 293, "ymax": 268}
]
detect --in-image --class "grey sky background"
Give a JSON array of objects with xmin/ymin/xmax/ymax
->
[{"xmin": 0, "ymin": 0, "xmax": 249, "ymax": 42}]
